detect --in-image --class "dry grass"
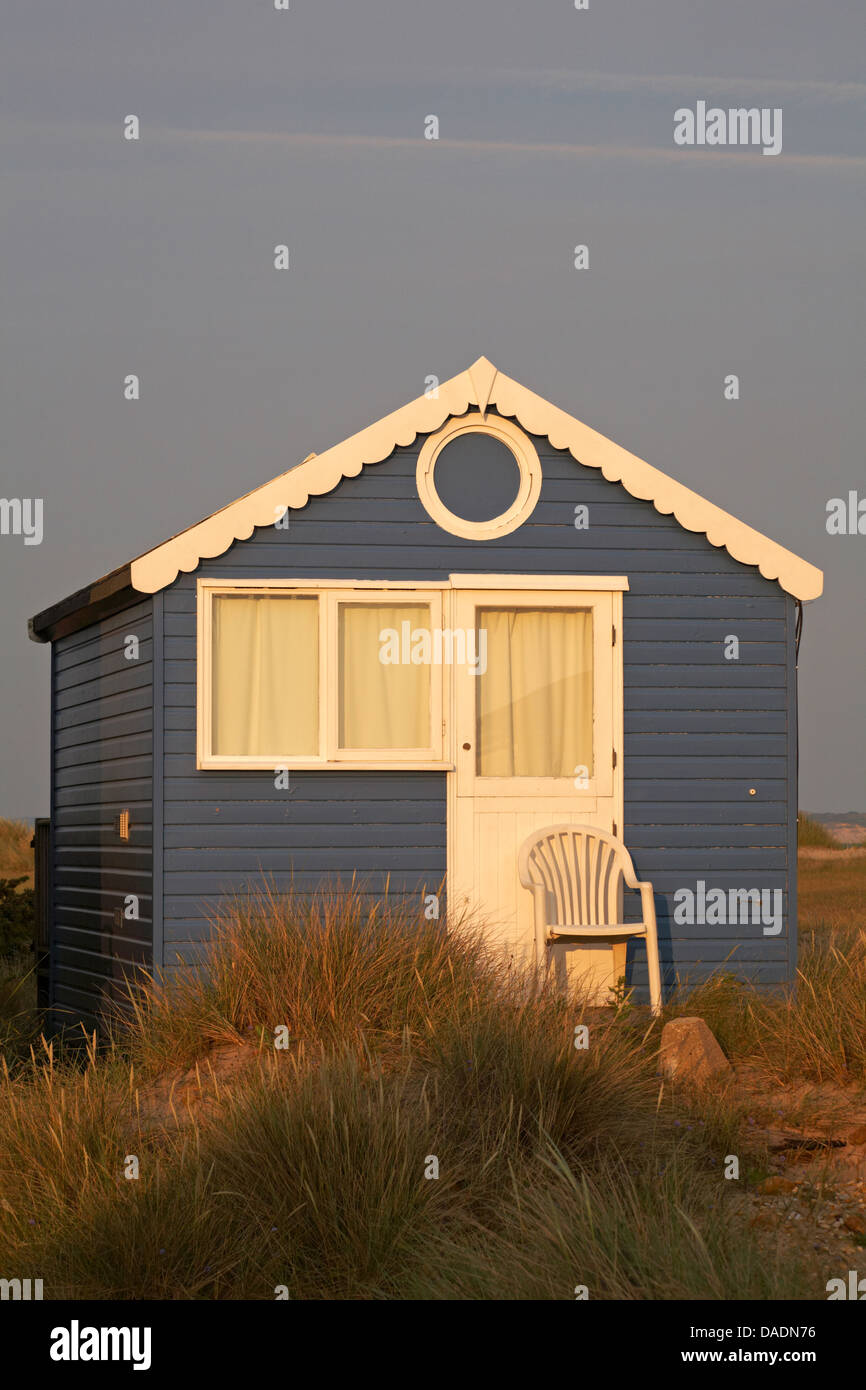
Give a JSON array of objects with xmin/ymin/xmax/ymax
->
[
  {"xmin": 126, "ymin": 886, "xmax": 499, "ymax": 1072},
  {"xmin": 0, "ymin": 843, "xmax": 862, "ymax": 1301},
  {"xmin": 0, "ymin": 820, "xmax": 38, "ymax": 1050},
  {"xmin": 663, "ymin": 854, "xmax": 866, "ymax": 1086},
  {"xmin": 799, "ymin": 850, "xmax": 866, "ymax": 932},
  {"xmin": 0, "ymin": 952, "xmax": 39, "ymax": 1058},
  {"xmin": 797, "ymin": 812, "xmax": 839, "ymax": 849},
  {"xmin": 0, "ymin": 818, "xmax": 33, "ymax": 886},
  {"xmin": 0, "ymin": 885, "xmax": 818, "ymax": 1301}
]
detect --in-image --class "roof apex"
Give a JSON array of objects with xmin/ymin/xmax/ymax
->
[
  {"xmin": 30, "ymin": 357, "xmax": 824, "ymax": 640},
  {"xmin": 129, "ymin": 356, "xmax": 823, "ymax": 602}
]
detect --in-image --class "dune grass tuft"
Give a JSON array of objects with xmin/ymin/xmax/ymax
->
[
  {"xmin": 0, "ymin": 884, "xmax": 830, "ymax": 1300},
  {"xmin": 797, "ymin": 813, "xmax": 838, "ymax": 849}
]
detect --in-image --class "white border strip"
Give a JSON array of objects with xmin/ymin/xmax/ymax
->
[{"xmin": 129, "ymin": 358, "xmax": 823, "ymax": 602}]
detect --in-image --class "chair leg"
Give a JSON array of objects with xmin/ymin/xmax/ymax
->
[
  {"xmin": 530, "ymin": 922, "xmax": 553, "ymax": 989},
  {"xmin": 533, "ymin": 897, "xmax": 550, "ymax": 990},
  {"xmin": 535, "ymin": 936, "xmax": 551, "ymax": 992},
  {"xmin": 645, "ymin": 921, "xmax": 663, "ymax": 1017}
]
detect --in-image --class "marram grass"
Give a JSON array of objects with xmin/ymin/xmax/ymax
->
[{"xmin": 0, "ymin": 885, "xmax": 834, "ymax": 1300}]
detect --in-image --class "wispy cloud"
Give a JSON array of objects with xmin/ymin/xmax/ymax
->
[
  {"xmin": 172, "ymin": 127, "xmax": 866, "ymax": 174},
  {"xmin": 4, "ymin": 120, "xmax": 862, "ymax": 178},
  {"xmin": 463, "ymin": 67, "xmax": 866, "ymax": 107}
]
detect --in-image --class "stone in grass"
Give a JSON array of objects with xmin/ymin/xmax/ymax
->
[
  {"xmin": 658, "ymin": 1017, "xmax": 732, "ymax": 1086},
  {"xmin": 847, "ymin": 1125, "xmax": 866, "ymax": 1146},
  {"xmin": 756, "ymin": 1176, "xmax": 798, "ymax": 1195}
]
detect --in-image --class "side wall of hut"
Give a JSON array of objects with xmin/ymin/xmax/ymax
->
[{"xmin": 50, "ymin": 599, "xmax": 154, "ymax": 1027}]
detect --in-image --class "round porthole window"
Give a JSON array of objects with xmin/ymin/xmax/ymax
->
[{"xmin": 416, "ymin": 414, "xmax": 542, "ymax": 540}]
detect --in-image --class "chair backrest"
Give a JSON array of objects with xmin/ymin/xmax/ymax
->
[{"xmin": 518, "ymin": 824, "xmax": 634, "ymax": 928}]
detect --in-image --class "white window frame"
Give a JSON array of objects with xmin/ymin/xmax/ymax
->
[
  {"xmin": 197, "ymin": 579, "xmax": 448, "ymax": 771},
  {"xmin": 197, "ymin": 575, "xmax": 628, "ymax": 774},
  {"xmin": 453, "ymin": 588, "xmax": 616, "ymax": 798}
]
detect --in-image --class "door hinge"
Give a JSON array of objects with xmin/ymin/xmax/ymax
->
[
  {"xmin": 612, "ymin": 821, "xmax": 618, "ymax": 837},
  {"xmin": 611, "ymin": 624, "xmax": 617, "ymax": 646},
  {"xmin": 612, "ymin": 748, "xmax": 617, "ymax": 769}
]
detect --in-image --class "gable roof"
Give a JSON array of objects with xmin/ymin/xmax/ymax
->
[{"xmin": 29, "ymin": 356, "xmax": 823, "ymax": 641}]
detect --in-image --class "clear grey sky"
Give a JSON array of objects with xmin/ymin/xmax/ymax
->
[{"xmin": 1, "ymin": 0, "xmax": 864, "ymax": 816}]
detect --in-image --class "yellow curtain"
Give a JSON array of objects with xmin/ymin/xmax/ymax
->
[
  {"xmin": 339, "ymin": 603, "xmax": 430, "ymax": 749},
  {"xmin": 212, "ymin": 595, "xmax": 318, "ymax": 755},
  {"xmin": 477, "ymin": 608, "xmax": 593, "ymax": 777}
]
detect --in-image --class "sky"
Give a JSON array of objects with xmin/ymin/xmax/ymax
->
[{"xmin": 1, "ymin": 0, "xmax": 864, "ymax": 816}]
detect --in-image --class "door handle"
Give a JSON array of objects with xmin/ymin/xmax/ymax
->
[{"xmin": 462, "ymin": 742, "xmax": 471, "ymax": 751}]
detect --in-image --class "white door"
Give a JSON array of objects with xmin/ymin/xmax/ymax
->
[{"xmin": 448, "ymin": 584, "xmax": 624, "ymax": 995}]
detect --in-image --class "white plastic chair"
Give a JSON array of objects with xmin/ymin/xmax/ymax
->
[{"xmin": 518, "ymin": 823, "xmax": 662, "ymax": 1015}]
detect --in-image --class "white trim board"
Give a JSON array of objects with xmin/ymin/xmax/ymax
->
[
  {"xmin": 129, "ymin": 357, "xmax": 823, "ymax": 602},
  {"xmin": 449, "ymin": 574, "xmax": 629, "ymax": 590},
  {"xmin": 196, "ymin": 575, "xmax": 629, "ymax": 592}
]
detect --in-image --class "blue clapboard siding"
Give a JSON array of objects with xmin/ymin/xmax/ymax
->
[
  {"xmin": 158, "ymin": 415, "xmax": 797, "ymax": 994},
  {"xmin": 160, "ymin": 769, "xmax": 446, "ymax": 963},
  {"xmin": 51, "ymin": 601, "xmax": 153, "ymax": 1027}
]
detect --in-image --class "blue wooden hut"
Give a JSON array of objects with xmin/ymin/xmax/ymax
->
[{"xmin": 29, "ymin": 358, "xmax": 823, "ymax": 1028}]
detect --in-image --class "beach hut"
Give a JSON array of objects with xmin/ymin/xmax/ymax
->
[{"xmin": 29, "ymin": 357, "xmax": 823, "ymax": 1028}]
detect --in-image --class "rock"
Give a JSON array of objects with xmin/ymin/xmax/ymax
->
[
  {"xmin": 847, "ymin": 1125, "xmax": 866, "ymax": 1146},
  {"xmin": 756, "ymin": 1177, "xmax": 798, "ymax": 1195},
  {"xmin": 658, "ymin": 1017, "xmax": 732, "ymax": 1086},
  {"xmin": 843, "ymin": 1212, "xmax": 866, "ymax": 1235}
]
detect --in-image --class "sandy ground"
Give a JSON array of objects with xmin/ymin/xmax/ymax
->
[{"xmin": 726, "ymin": 1064, "xmax": 866, "ymax": 1277}]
